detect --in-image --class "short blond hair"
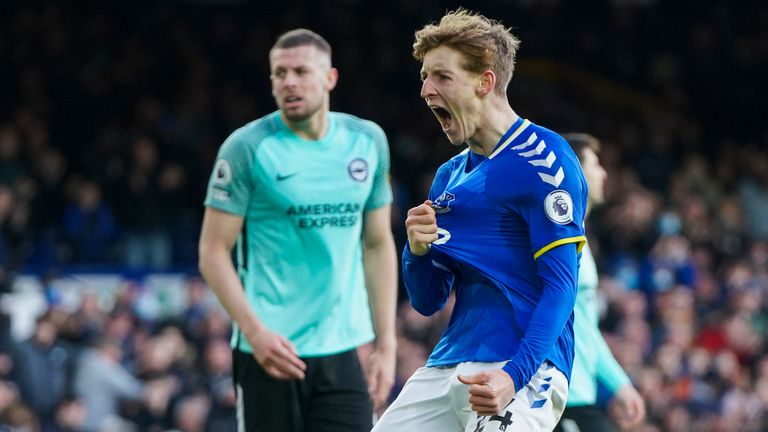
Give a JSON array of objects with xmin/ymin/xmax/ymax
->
[{"xmin": 413, "ymin": 9, "xmax": 521, "ymax": 95}]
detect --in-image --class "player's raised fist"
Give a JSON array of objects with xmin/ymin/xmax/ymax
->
[{"xmin": 405, "ymin": 200, "xmax": 439, "ymax": 256}]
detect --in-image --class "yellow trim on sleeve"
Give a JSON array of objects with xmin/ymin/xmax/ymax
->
[{"xmin": 533, "ymin": 236, "xmax": 587, "ymax": 260}]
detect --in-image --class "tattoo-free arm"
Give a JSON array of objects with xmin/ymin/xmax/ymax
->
[
  {"xmin": 362, "ymin": 205, "xmax": 398, "ymax": 408},
  {"xmin": 198, "ymin": 207, "xmax": 305, "ymax": 380}
]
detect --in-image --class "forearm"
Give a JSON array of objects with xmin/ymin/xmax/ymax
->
[
  {"xmin": 199, "ymin": 247, "xmax": 263, "ymax": 340},
  {"xmin": 593, "ymin": 328, "xmax": 631, "ymax": 394},
  {"xmin": 363, "ymin": 236, "xmax": 398, "ymax": 349},
  {"xmin": 402, "ymin": 246, "xmax": 453, "ymax": 316},
  {"xmin": 503, "ymin": 243, "xmax": 578, "ymax": 389}
]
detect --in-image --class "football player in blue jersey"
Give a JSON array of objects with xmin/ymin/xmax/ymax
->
[
  {"xmin": 374, "ymin": 9, "xmax": 587, "ymax": 432},
  {"xmin": 198, "ymin": 29, "xmax": 397, "ymax": 431}
]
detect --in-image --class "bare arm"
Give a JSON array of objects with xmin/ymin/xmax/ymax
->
[
  {"xmin": 361, "ymin": 204, "xmax": 398, "ymax": 409},
  {"xmin": 198, "ymin": 207, "xmax": 305, "ymax": 380}
]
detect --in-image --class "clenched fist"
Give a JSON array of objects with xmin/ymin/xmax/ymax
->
[{"xmin": 405, "ymin": 200, "xmax": 439, "ymax": 256}]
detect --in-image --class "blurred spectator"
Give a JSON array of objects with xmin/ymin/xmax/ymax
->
[
  {"xmin": 47, "ymin": 396, "xmax": 87, "ymax": 432},
  {"xmin": 202, "ymin": 338, "xmax": 236, "ymax": 432},
  {"xmin": 0, "ymin": 186, "xmax": 14, "ymax": 293},
  {"xmin": 0, "ymin": 125, "xmax": 25, "ymax": 187},
  {"xmin": 27, "ymin": 148, "xmax": 69, "ymax": 268},
  {"xmin": 0, "ymin": 401, "xmax": 40, "ymax": 432},
  {"xmin": 117, "ymin": 136, "xmax": 172, "ymax": 270},
  {"xmin": 61, "ymin": 179, "xmax": 117, "ymax": 264},
  {"xmin": 73, "ymin": 338, "xmax": 143, "ymax": 432},
  {"xmin": 640, "ymin": 235, "xmax": 696, "ymax": 297},
  {"xmin": 738, "ymin": 149, "xmax": 768, "ymax": 240},
  {"xmin": 10, "ymin": 311, "xmax": 74, "ymax": 428},
  {"xmin": 172, "ymin": 392, "xmax": 210, "ymax": 432},
  {"xmin": 131, "ymin": 325, "xmax": 191, "ymax": 430},
  {"xmin": 0, "ymin": 379, "xmax": 20, "ymax": 419},
  {"xmin": 181, "ymin": 277, "xmax": 216, "ymax": 351}
]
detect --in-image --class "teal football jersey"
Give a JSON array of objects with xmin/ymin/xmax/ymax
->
[
  {"xmin": 204, "ymin": 111, "xmax": 392, "ymax": 357},
  {"xmin": 568, "ymin": 243, "xmax": 631, "ymax": 405}
]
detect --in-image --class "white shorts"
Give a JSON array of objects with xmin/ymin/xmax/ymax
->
[{"xmin": 373, "ymin": 361, "xmax": 568, "ymax": 432}]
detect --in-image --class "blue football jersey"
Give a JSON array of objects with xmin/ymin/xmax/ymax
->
[{"xmin": 403, "ymin": 117, "xmax": 587, "ymax": 388}]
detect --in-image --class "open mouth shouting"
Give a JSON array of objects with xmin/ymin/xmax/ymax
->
[{"xmin": 430, "ymin": 105, "xmax": 453, "ymax": 132}]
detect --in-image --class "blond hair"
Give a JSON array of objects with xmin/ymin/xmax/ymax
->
[{"xmin": 413, "ymin": 9, "xmax": 521, "ymax": 95}]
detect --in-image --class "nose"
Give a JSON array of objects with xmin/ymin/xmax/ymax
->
[{"xmin": 420, "ymin": 78, "xmax": 435, "ymax": 100}]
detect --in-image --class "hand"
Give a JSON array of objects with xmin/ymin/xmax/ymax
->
[
  {"xmin": 365, "ymin": 342, "xmax": 397, "ymax": 411},
  {"xmin": 458, "ymin": 369, "xmax": 517, "ymax": 416},
  {"xmin": 405, "ymin": 200, "xmax": 439, "ymax": 256},
  {"xmin": 609, "ymin": 384, "xmax": 645, "ymax": 429},
  {"xmin": 247, "ymin": 326, "xmax": 306, "ymax": 380}
]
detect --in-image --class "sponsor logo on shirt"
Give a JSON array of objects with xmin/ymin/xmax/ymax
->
[{"xmin": 286, "ymin": 202, "xmax": 361, "ymax": 228}]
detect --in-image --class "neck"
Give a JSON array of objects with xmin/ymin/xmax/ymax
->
[
  {"xmin": 282, "ymin": 106, "xmax": 329, "ymax": 141},
  {"xmin": 466, "ymin": 96, "xmax": 518, "ymax": 156}
]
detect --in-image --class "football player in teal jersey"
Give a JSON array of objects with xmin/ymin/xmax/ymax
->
[
  {"xmin": 554, "ymin": 133, "xmax": 645, "ymax": 432},
  {"xmin": 375, "ymin": 9, "xmax": 587, "ymax": 432},
  {"xmin": 198, "ymin": 29, "xmax": 397, "ymax": 432}
]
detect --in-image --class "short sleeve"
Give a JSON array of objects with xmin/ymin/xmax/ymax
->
[
  {"xmin": 203, "ymin": 133, "xmax": 256, "ymax": 216},
  {"xmin": 364, "ymin": 122, "xmax": 393, "ymax": 211}
]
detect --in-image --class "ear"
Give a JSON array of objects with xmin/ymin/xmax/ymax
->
[
  {"xmin": 326, "ymin": 67, "xmax": 339, "ymax": 92},
  {"xmin": 476, "ymin": 70, "xmax": 496, "ymax": 96}
]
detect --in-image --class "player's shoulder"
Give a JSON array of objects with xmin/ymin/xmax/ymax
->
[
  {"xmin": 331, "ymin": 111, "xmax": 386, "ymax": 141},
  {"xmin": 221, "ymin": 112, "xmax": 282, "ymax": 153},
  {"xmin": 490, "ymin": 121, "xmax": 583, "ymax": 198},
  {"xmin": 502, "ymin": 122, "xmax": 579, "ymax": 171},
  {"xmin": 525, "ymin": 122, "xmax": 570, "ymax": 146},
  {"xmin": 511, "ymin": 122, "xmax": 574, "ymax": 160}
]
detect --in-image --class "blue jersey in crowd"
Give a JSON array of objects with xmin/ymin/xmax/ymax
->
[{"xmin": 403, "ymin": 117, "xmax": 588, "ymax": 389}]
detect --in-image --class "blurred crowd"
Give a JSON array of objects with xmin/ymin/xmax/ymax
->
[
  {"xmin": 1, "ymin": 0, "xmax": 767, "ymax": 431},
  {"xmin": 0, "ymin": 277, "xmax": 236, "ymax": 431}
]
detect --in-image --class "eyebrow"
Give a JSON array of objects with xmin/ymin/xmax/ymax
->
[{"xmin": 420, "ymin": 67, "xmax": 453, "ymax": 77}]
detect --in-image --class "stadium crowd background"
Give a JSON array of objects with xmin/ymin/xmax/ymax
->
[{"xmin": 1, "ymin": 0, "xmax": 767, "ymax": 430}]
